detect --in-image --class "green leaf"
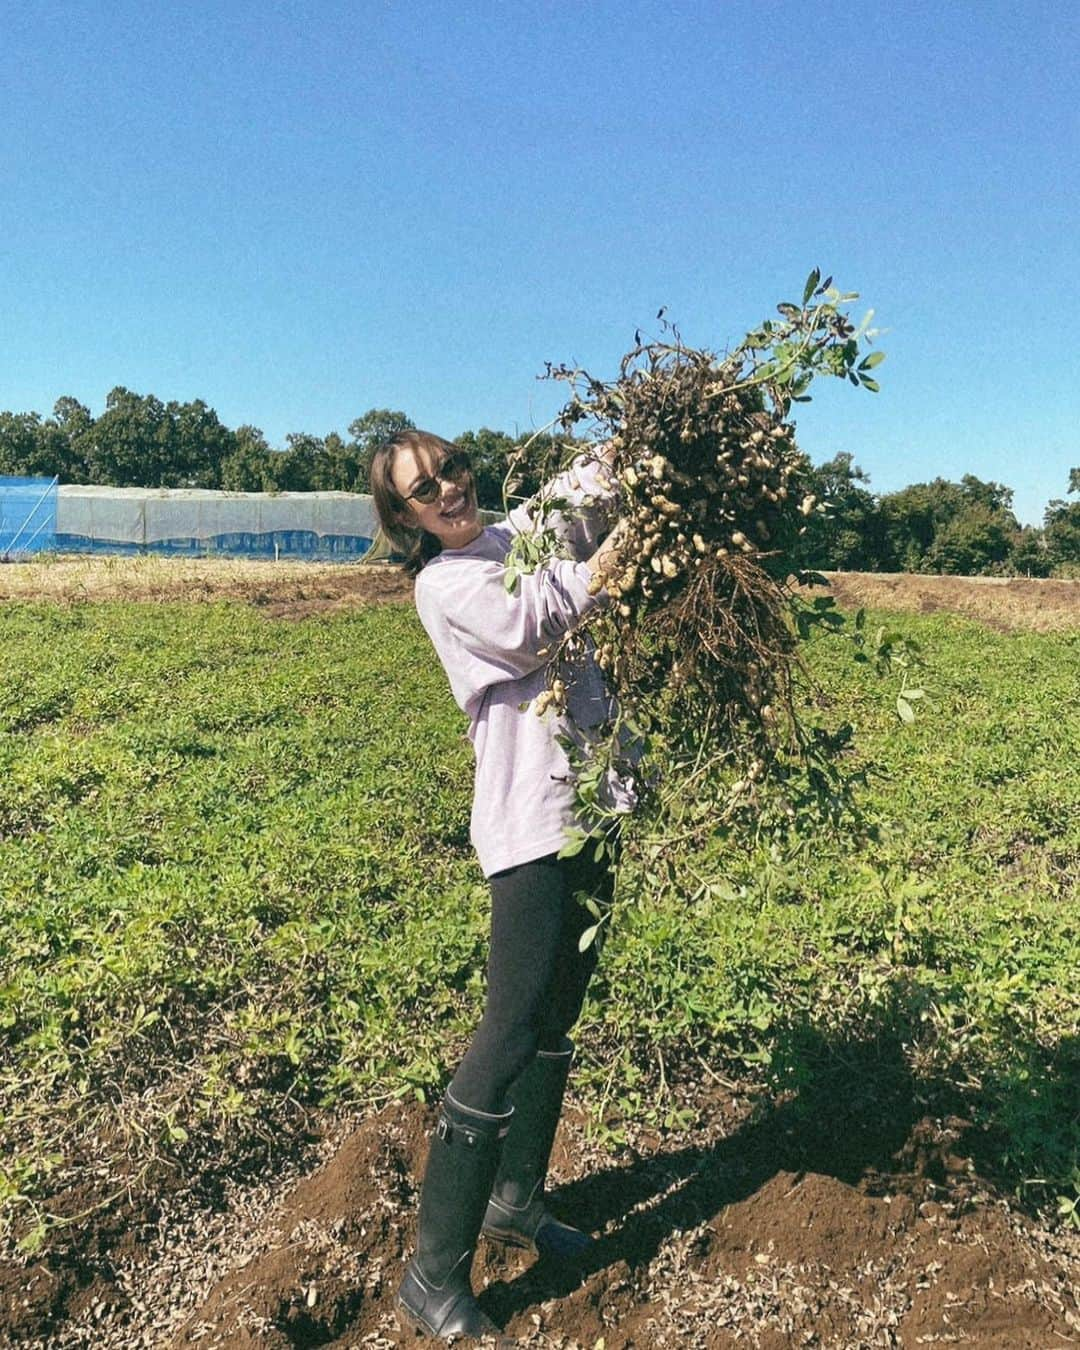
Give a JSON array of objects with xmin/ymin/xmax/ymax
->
[
  {"xmin": 17, "ymin": 1223, "xmax": 47, "ymax": 1256},
  {"xmin": 896, "ymin": 696, "xmax": 915, "ymax": 724},
  {"xmin": 859, "ymin": 350, "xmax": 886, "ymax": 370},
  {"xmin": 860, "ymin": 376, "xmax": 881, "ymax": 393},
  {"xmin": 503, "ymin": 566, "xmax": 518, "ymax": 593},
  {"xmin": 557, "ymin": 832, "xmax": 588, "ymax": 859},
  {"xmin": 709, "ymin": 882, "xmax": 740, "ymax": 902},
  {"xmin": 802, "ymin": 268, "xmax": 821, "ymax": 304},
  {"xmin": 578, "ymin": 924, "xmax": 600, "ymax": 953}
]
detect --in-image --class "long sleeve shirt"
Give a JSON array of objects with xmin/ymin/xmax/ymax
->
[{"xmin": 413, "ymin": 454, "xmax": 636, "ymax": 877}]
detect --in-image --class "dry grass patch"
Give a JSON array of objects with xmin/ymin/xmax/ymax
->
[
  {"xmin": 819, "ymin": 570, "xmax": 1080, "ymax": 633},
  {"xmin": 2, "ymin": 556, "xmax": 1078, "ymax": 631},
  {"xmin": 0, "ymin": 554, "xmax": 413, "ymax": 616}
]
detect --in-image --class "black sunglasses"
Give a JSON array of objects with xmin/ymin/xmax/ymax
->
[{"xmin": 402, "ymin": 451, "xmax": 472, "ymax": 505}]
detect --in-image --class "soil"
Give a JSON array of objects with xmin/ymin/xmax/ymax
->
[
  {"xmin": 817, "ymin": 571, "xmax": 1079, "ymax": 634},
  {"xmin": 2, "ymin": 559, "xmax": 1077, "ymax": 1345},
  {"xmin": 0, "ymin": 555, "xmax": 414, "ymax": 618},
  {"xmin": 2, "ymin": 1084, "xmax": 1076, "ymax": 1349},
  {"xmin": 1, "ymin": 556, "xmax": 1077, "ymax": 632}
]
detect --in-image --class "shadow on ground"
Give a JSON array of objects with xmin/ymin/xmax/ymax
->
[{"xmin": 4, "ymin": 1003, "xmax": 1077, "ymax": 1347}]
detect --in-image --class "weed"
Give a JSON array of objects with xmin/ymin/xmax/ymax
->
[{"xmin": 0, "ymin": 599, "xmax": 1076, "ymax": 1250}]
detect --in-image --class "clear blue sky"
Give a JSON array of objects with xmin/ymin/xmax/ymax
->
[{"xmin": 3, "ymin": 0, "xmax": 1077, "ymax": 525}]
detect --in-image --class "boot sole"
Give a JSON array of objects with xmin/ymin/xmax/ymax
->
[
  {"xmin": 397, "ymin": 1296, "xmax": 507, "ymax": 1343},
  {"xmin": 481, "ymin": 1224, "xmax": 537, "ymax": 1254},
  {"xmin": 396, "ymin": 1299, "xmax": 432, "ymax": 1337},
  {"xmin": 483, "ymin": 1221, "xmax": 594, "ymax": 1260}
]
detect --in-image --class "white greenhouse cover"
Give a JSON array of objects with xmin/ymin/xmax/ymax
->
[{"xmin": 56, "ymin": 486, "xmax": 379, "ymax": 546}]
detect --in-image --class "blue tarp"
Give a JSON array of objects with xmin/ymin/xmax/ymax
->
[{"xmin": 0, "ymin": 476, "xmax": 58, "ymax": 556}]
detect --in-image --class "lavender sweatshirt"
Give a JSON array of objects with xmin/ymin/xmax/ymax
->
[{"xmin": 413, "ymin": 455, "xmax": 635, "ymax": 877}]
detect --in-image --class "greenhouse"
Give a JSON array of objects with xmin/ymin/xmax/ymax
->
[{"xmin": 52, "ymin": 485, "xmax": 379, "ymax": 559}]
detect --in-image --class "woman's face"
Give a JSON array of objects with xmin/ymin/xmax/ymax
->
[{"xmin": 390, "ymin": 443, "xmax": 483, "ymax": 549}]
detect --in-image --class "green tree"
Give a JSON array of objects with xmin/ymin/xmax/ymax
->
[
  {"xmin": 85, "ymin": 388, "xmax": 167, "ymax": 485},
  {"xmin": 314, "ymin": 432, "xmax": 355, "ymax": 492},
  {"xmin": 878, "ymin": 480, "xmax": 953, "ymax": 570},
  {"xmin": 0, "ymin": 401, "xmax": 95, "ymax": 482},
  {"xmin": 878, "ymin": 475, "xmax": 1019, "ymax": 574},
  {"xmin": 1043, "ymin": 468, "xmax": 1080, "ymax": 573},
  {"xmin": 0, "ymin": 413, "xmax": 44, "ymax": 477},
  {"xmin": 453, "ymin": 427, "xmax": 522, "ymax": 510},
  {"xmin": 274, "ymin": 433, "xmax": 325, "ymax": 493},
  {"xmin": 219, "ymin": 426, "xmax": 277, "ymax": 492},
  {"xmin": 926, "ymin": 503, "xmax": 1014, "ymax": 575},
  {"xmin": 47, "ymin": 398, "xmax": 95, "ymax": 481},
  {"xmin": 82, "ymin": 388, "xmax": 235, "ymax": 487},
  {"xmin": 1009, "ymin": 525, "xmax": 1051, "ymax": 577},
  {"xmin": 958, "ymin": 473, "xmax": 1014, "ymax": 515},
  {"xmin": 167, "ymin": 398, "xmax": 234, "ymax": 487}
]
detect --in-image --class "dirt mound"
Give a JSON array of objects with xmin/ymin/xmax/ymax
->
[
  {"xmin": 819, "ymin": 571, "xmax": 1080, "ymax": 633},
  {"xmin": 0, "ymin": 1155, "xmax": 189, "ymax": 1345},
  {"xmin": 164, "ymin": 1102, "xmax": 431, "ymax": 1348},
  {"xmin": 2, "ymin": 1093, "xmax": 1076, "ymax": 1347},
  {"xmin": 3, "ymin": 556, "xmax": 1077, "ymax": 631},
  {"xmin": 0, "ymin": 555, "xmax": 414, "ymax": 615},
  {"xmin": 155, "ymin": 1101, "xmax": 1077, "ymax": 1350}
]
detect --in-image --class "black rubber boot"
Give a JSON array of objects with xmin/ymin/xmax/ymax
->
[
  {"xmin": 397, "ymin": 1091, "xmax": 513, "ymax": 1341},
  {"xmin": 481, "ymin": 1037, "xmax": 593, "ymax": 1260}
]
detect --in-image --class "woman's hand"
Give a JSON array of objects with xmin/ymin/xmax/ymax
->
[
  {"xmin": 586, "ymin": 518, "xmax": 630, "ymax": 585},
  {"xmin": 595, "ymin": 437, "xmax": 618, "ymax": 468}
]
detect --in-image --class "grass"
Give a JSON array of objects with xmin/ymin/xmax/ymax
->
[{"xmin": 0, "ymin": 594, "xmax": 1076, "ymax": 1254}]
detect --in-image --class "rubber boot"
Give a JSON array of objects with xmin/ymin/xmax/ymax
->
[
  {"xmin": 481, "ymin": 1037, "xmax": 593, "ymax": 1260},
  {"xmin": 397, "ymin": 1090, "xmax": 513, "ymax": 1341}
]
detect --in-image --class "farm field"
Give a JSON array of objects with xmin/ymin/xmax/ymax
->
[
  {"xmin": 0, "ymin": 559, "xmax": 1077, "ymax": 1347},
  {"xmin": 1, "ymin": 553, "xmax": 1078, "ymax": 631}
]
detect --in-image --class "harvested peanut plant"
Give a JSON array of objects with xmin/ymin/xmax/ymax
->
[{"xmin": 504, "ymin": 274, "xmax": 920, "ymax": 932}]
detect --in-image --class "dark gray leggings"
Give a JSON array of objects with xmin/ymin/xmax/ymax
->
[{"xmin": 448, "ymin": 848, "xmax": 616, "ymax": 1114}]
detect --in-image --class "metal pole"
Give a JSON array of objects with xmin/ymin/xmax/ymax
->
[{"xmin": 14, "ymin": 514, "xmax": 54, "ymax": 555}]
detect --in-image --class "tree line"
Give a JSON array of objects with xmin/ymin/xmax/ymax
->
[{"xmin": 1, "ymin": 388, "xmax": 1076, "ymax": 576}]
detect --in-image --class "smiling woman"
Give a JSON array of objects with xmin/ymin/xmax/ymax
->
[
  {"xmin": 368, "ymin": 431, "xmax": 483, "ymax": 574},
  {"xmin": 367, "ymin": 427, "xmax": 631, "ymax": 1341}
]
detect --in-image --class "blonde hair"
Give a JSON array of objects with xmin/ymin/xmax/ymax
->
[{"xmin": 368, "ymin": 429, "xmax": 458, "ymax": 578}]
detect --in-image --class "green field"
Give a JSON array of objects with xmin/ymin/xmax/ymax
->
[{"xmin": 1, "ymin": 597, "xmax": 1077, "ymax": 1254}]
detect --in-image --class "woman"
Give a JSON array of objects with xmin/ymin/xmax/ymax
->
[{"xmin": 368, "ymin": 430, "xmax": 630, "ymax": 1341}]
